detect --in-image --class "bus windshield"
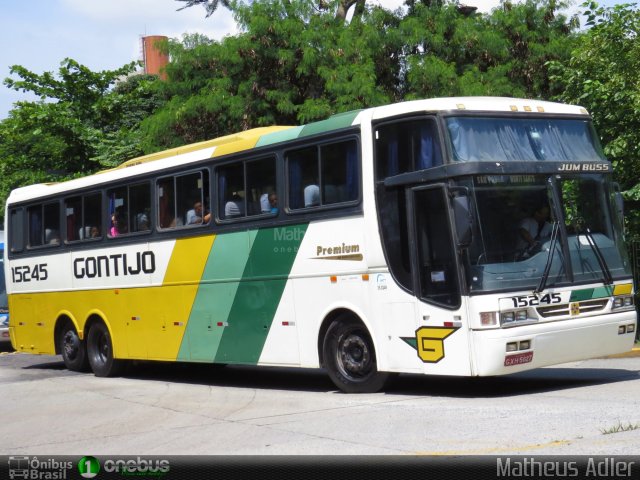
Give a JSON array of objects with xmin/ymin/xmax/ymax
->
[
  {"xmin": 463, "ymin": 174, "xmax": 632, "ymax": 293},
  {"xmin": 446, "ymin": 117, "xmax": 606, "ymax": 162}
]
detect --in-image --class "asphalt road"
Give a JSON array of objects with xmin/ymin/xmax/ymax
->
[{"xmin": 1, "ymin": 346, "xmax": 639, "ymax": 456}]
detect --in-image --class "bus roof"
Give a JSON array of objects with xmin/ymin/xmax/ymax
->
[{"xmin": 6, "ymin": 97, "xmax": 588, "ymax": 204}]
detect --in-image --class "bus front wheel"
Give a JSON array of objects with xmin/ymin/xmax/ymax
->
[
  {"xmin": 87, "ymin": 322, "xmax": 124, "ymax": 377},
  {"xmin": 59, "ymin": 321, "xmax": 90, "ymax": 372},
  {"xmin": 322, "ymin": 317, "xmax": 390, "ymax": 393}
]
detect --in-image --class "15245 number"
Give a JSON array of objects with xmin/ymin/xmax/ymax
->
[
  {"xmin": 511, "ymin": 293, "xmax": 561, "ymax": 308},
  {"xmin": 11, "ymin": 263, "xmax": 48, "ymax": 283}
]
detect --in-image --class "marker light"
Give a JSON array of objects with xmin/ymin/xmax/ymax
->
[
  {"xmin": 506, "ymin": 342, "xmax": 518, "ymax": 352},
  {"xmin": 480, "ymin": 312, "xmax": 497, "ymax": 326}
]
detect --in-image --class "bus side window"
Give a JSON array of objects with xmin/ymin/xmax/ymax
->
[
  {"xmin": 287, "ymin": 146, "xmax": 317, "ymax": 210},
  {"xmin": 287, "ymin": 140, "xmax": 359, "ymax": 210},
  {"xmin": 321, "ymin": 140, "xmax": 358, "ymax": 205},
  {"xmin": 157, "ymin": 178, "xmax": 176, "ymax": 229},
  {"xmin": 128, "ymin": 183, "xmax": 151, "ymax": 233},
  {"xmin": 84, "ymin": 193, "xmax": 102, "ymax": 239},
  {"xmin": 246, "ymin": 157, "xmax": 276, "ymax": 216},
  {"xmin": 217, "ymin": 163, "xmax": 245, "ymax": 220},
  {"xmin": 375, "ymin": 118, "xmax": 442, "ymax": 180},
  {"xmin": 107, "ymin": 187, "xmax": 129, "ymax": 237},
  {"xmin": 9, "ymin": 208, "xmax": 24, "ymax": 253},
  {"xmin": 65, "ymin": 196, "xmax": 82, "ymax": 242},
  {"xmin": 177, "ymin": 171, "xmax": 208, "ymax": 227},
  {"xmin": 27, "ymin": 202, "xmax": 60, "ymax": 248},
  {"xmin": 27, "ymin": 205, "xmax": 43, "ymax": 247}
]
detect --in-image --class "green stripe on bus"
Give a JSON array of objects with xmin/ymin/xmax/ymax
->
[
  {"xmin": 177, "ymin": 230, "xmax": 257, "ymax": 362},
  {"xmin": 298, "ymin": 110, "xmax": 361, "ymax": 137},
  {"xmin": 214, "ymin": 224, "xmax": 307, "ymax": 364},
  {"xmin": 570, "ymin": 286, "xmax": 613, "ymax": 302},
  {"xmin": 255, "ymin": 126, "xmax": 303, "ymax": 148}
]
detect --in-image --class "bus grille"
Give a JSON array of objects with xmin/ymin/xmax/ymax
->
[{"xmin": 536, "ymin": 299, "xmax": 609, "ymax": 318}]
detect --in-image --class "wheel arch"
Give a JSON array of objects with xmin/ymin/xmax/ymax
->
[{"xmin": 82, "ymin": 310, "xmax": 121, "ymax": 357}]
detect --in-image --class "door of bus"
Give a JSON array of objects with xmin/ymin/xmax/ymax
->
[{"xmin": 405, "ymin": 184, "xmax": 473, "ymax": 375}]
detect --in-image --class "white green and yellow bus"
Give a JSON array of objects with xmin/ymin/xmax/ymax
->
[{"xmin": 5, "ymin": 97, "xmax": 637, "ymax": 393}]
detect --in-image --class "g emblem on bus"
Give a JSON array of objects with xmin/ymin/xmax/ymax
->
[{"xmin": 402, "ymin": 326, "xmax": 458, "ymax": 363}]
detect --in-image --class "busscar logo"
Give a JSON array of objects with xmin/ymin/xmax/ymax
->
[{"xmin": 78, "ymin": 456, "xmax": 100, "ymax": 479}]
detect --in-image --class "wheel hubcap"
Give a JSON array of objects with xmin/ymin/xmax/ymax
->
[
  {"xmin": 337, "ymin": 333, "xmax": 371, "ymax": 379},
  {"xmin": 62, "ymin": 331, "xmax": 79, "ymax": 360}
]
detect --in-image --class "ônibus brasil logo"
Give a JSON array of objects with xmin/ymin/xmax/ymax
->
[{"xmin": 78, "ymin": 456, "xmax": 100, "ymax": 478}]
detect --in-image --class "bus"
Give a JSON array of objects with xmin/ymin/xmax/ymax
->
[
  {"xmin": 4, "ymin": 97, "xmax": 637, "ymax": 393},
  {"xmin": 0, "ymin": 231, "xmax": 9, "ymax": 346}
]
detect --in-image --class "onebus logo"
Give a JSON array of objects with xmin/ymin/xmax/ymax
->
[
  {"xmin": 103, "ymin": 457, "xmax": 170, "ymax": 475},
  {"xmin": 73, "ymin": 251, "xmax": 156, "ymax": 279}
]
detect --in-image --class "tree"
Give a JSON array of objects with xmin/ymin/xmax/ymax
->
[
  {"xmin": 141, "ymin": 0, "xmax": 400, "ymax": 150},
  {"xmin": 400, "ymin": 0, "xmax": 578, "ymax": 99},
  {"xmin": 0, "ymin": 59, "xmax": 165, "ymax": 217},
  {"xmin": 174, "ymin": 0, "xmax": 367, "ymax": 22},
  {"xmin": 548, "ymin": 2, "xmax": 640, "ymax": 237},
  {"xmin": 142, "ymin": 0, "xmax": 577, "ymax": 152}
]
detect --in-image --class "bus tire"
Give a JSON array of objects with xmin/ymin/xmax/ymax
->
[
  {"xmin": 322, "ymin": 316, "xmax": 390, "ymax": 393},
  {"xmin": 59, "ymin": 321, "xmax": 90, "ymax": 372},
  {"xmin": 87, "ymin": 322, "xmax": 124, "ymax": 377}
]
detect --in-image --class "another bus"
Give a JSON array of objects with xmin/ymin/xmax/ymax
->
[
  {"xmin": 5, "ymin": 97, "xmax": 637, "ymax": 393},
  {"xmin": 0, "ymin": 231, "xmax": 9, "ymax": 346}
]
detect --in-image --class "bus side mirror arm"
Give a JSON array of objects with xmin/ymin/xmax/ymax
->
[
  {"xmin": 450, "ymin": 188, "xmax": 473, "ymax": 248},
  {"xmin": 613, "ymin": 183, "xmax": 625, "ymax": 221}
]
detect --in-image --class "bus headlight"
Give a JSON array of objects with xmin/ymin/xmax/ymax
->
[
  {"xmin": 500, "ymin": 309, "xmax": 534, "ymax": 327},
  {"xmin": 501, "ymin": 312, "xmax": 514, "ymax": 324},
  {"xmin": 612, "ymin": 295, "xmax": 634, "ymax": 310}
]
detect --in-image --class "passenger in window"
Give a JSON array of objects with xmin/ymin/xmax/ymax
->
[
  {"xmin": 110, "ymin": 208, "xmax": 128, "ymax": 237},
  {"xmin": 90, "ymin": 226, "xmax": 101, "ymax": 238},
  {"xmin": 187, "ymin": 201, "xmax": 210, "ymax": 225},
  {"xmin": 260, "ymin": 192, "xmax": 278, "ymax": 214},
  {"xmin": 225, "ymin": 193, "xmax": 244, "ymax": 218},
  {"xmin": 304, "ymin": 184, "xmax": 320, "ymax": 207},
  {"xmin": 136, "ymin": 212, "xmax": 150, "ymax": 231},
  {"xmin": 110, "ymin": 213, "xmax": 119, "ymax": 237},
  {"xmin": 45, "ymin": 229, "xmax": 60, "ymax": 245}
]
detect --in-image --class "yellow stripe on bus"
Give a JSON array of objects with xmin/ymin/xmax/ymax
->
[{"xmin": 613, "ymin": 283, "xmax": 633, "ymax": 295}]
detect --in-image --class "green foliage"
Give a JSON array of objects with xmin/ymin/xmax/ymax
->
[
  {"xmin": 549, "ymin": 1, "xmax": 640, "ymax": 238},
  {"xmin": 1, "ymin": 0, "xmax": 582, "ymax": 220},
  {"xmin": 401, "ymin": 0, "xmax": 577, "ymax": 98},
  {"xmin": 142, "ymin": 0, "xmax": 577, "ymax": 151},
  {"xmin": 0, "ymin": 60, "xmax": 165, "ymax": 217}
]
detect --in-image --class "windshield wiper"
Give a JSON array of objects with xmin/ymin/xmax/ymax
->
[
  {"xmin": 581, "ymin": 228, "xmax": 613, "ymax": 285},
  {"xmin": 534, "ymin": 221, "xmax": 560, "ymax": 294}
]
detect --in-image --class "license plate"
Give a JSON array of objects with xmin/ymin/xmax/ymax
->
[{"xmin": 504, "ymin": 351, "xmax": 534, "ymax": 366}]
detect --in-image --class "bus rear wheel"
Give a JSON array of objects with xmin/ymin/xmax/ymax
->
[
  {"xmin": 87, "ymin": 322, "xmax": 124, "ymax": 377},
  {"xmin": 322, "ymin": 317, "xmax": 390, "ymax": 393},
  {"xmin": 59, "ymin": 321, "xmax": 90, "ymax": 372}
]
